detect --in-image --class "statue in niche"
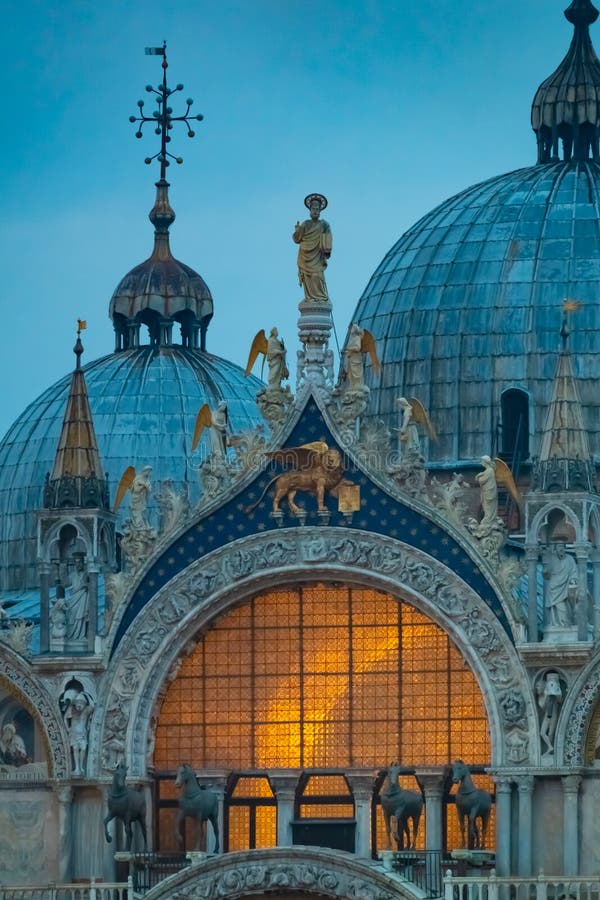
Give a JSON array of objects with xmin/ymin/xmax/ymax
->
[
  {"xmin": 542, "ymin": 543, "xmax": 577, "ymax": 627},
  {"xmin": 66, "ymin": 555, "xmax": 89, "ymax": 641},
  {"xmin": 62, "ymin": 689, "xmax": 94, "ymax": 776},
  {"xmin": 536, "ymin": 670, "xmax": 563, "ymax": 758},
  {"xmin": 49, "ymin": 584, "xmax": 68, "ymax": 641},
  {"xmin": 293, "ymin": 193, "xmax": 332, "ymax": 303},
  {"xmin": 0, "ymin": 722, "xmax": 29, "ymax": 767}
]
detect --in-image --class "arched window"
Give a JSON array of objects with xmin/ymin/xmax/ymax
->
[
  {"xmin": 500, "ymin": 388, "xmax": 530, "ymax": 461},
  {"xmin": 153, "ymin": 583, "xmax": 492, "ymax": 853}
]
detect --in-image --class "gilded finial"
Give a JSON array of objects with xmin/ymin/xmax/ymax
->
[
  {"xmin": 74, "ymin": 319, "xmax": 87, "ymax": 370},
  {"xmin": 129, "ymin": 42, "xmax": 204, "ymax": 180}
]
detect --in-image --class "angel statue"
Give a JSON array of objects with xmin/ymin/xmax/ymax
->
[
  {"xmin": 469, "ymin": 456, "xmax": 521, "ymax": 539},
  {"xmin": 192, "ymin": 402, "xmax": 228, "ymax": 460},
  {"xmin": 245, "ymin": 327, "xmax": 289, "ymax": 390},
  {"xmin": 341, "ymin": 323, "xmax": 381, "ymax": 392},
  {"xmin": 396, "ymin": 397, "xmax": 437, "ymax": 458},
  {"xmin": 114, "ymin": 466, "xmax": 153, "ymax": 530}
]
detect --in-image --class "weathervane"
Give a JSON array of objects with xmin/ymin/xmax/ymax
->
[{"xmin": 129, "ymin": 42, "xmax": 204, "ymax": 180}]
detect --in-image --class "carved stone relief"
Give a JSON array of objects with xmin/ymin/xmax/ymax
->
[
  {"xmin": 140, "ymin": 847, "xmax": 400, "ymax": 900},
  {"xmin": 93, "ymin": 528, "xmax": 537, "ymax": 775}
]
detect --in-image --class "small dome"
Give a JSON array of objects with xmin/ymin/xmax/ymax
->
[
  {"xmin": 0, "ymin": 347, "xmax": 264, "ymax": 591},
  {"xmin": 109, "ymin": 180, "xmax": 214, "ymax": 351},
  {"xmin": 532, "ymin": 0, "xmax": 600, "ymax": 162},
  {"xmin": 350, "ymin": 161, "xmax": 600, "ymax": 465}
]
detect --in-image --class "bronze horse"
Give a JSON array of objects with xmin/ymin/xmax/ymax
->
[
  {"xmin": 451, "ymin": 759, "xmax": 492, "ymax": 849},
  {"xmin": 103, "ymin": 761, "xmax": 147, "ymax": 850},
  {"xmin": 380, "ymin": 762, "xmax": 423, "ymax": 850},
  {"xmin": 175, "ymin": 763, "xmax": 220, "ymax": 852}
]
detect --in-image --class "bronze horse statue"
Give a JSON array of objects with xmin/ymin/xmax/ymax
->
[
  {"xmin": 103, "ymin": 761, "xmax": 147, "ymax": 850},
  {"xmin": 380, "ymin": 762, "xmax": 423, "ymax": 850},
  {"xmin": 451, "ymin": 759, "xmax": 492, "ymax": 849},
  {"xmin": 175, "ymin": 763, "xmax": 220, "ymax": 852}
]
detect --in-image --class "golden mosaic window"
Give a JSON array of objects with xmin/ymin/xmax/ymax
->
[{"xmin": 154, "ymin": 583, "xmax": 490, "ymax": 770}]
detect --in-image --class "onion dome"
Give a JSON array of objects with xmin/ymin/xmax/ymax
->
[
  {"xmin": 0, "ymin": 347, "xmax": 264, "ymax": 592},
  {"xmin": 109, "ymin": 179, "xmax": 213, "ymax": 351},
  {"xmin": 350, "ymin": 161, "xmax": 600, "ymax": 466},
  {"xmin": 532, "ymin": 0, "xmax": 600, "ymax": 162}
]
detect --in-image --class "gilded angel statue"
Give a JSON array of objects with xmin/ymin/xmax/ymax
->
[
  {"xmin": 114, "ymin": 465, "xmax": 153, "ymax": 530},
  {"xmin": 342, "ymin": 323, "xmax": 381, "ymax": 391},
  {"xmin": 396, "ymin": 397, "xmax": 437, "ymax": 456},
  {"xmin": 245, "ymin": 327, "xmax": 289, "ymax": 390},
  {"xmin": 471, "ymin": 455, "xmax": 521, "ymax": 537},
  {"xmin": 192, "ymin": 402, "xmax": 228, "ymax": 459}
]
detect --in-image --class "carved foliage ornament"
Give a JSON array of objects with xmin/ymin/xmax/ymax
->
[{"xmin": 99, "ymin": 530, "xmax": 534, "ymax": 773}]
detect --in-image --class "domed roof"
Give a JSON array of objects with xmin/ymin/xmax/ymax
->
[
  {"xmin": 0, "ymin": 347, "xmax": 264, "ymax": 591},
  {"xmin": 352, "ymin": 161, "xmax": 600, "ymax": 464}
]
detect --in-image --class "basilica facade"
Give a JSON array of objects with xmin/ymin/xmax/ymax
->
[{"xmin": 3, "ymin": 2, "xmax": 600, "ymax": 894}]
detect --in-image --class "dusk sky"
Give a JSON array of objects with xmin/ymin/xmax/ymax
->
[{"xmin": 2, "ymin": 0, "xmax": 574, "ymax": 436}]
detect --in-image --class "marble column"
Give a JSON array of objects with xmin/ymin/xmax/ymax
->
[
  {"xmin": 515, "ymin": 775, "xmax": 533, "ymax": 876},
  {"xmin": 562, "ymin": 774, "xmax": 581, "ymax": 875},
  {"xmin": 55, "ymin": 785, "xmax": 73, "ymax": 882},
  {"xmin": 345, "ymin": 770, "xmax": 376, "ymax": 858},
  {"xmin": 87, "ymin": 564, "xmax": 99, "ymax": 653},
  {"xmin": 415, "ymin": 767, "xmax": 446, "ymax": 853},
  {"xmin": 268, "ymin": 770, "xmax": 301, "ymax": 848},
  {"xmin": 492, "ymin": 776, "xmax": 513, "ymax": 876},
  {"xmin": 525, "ymin": 547, "xmax": 539, "ymax": 641},
  {"xmin": 574, "ymin": 543, "xmax": 590, "ymax": 641},
  {"xmin": 39, "ymin": 563, "xmax": 51, "ymax": 653}
]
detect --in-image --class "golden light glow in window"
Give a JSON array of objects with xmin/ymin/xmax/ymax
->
[{"xmin": 153, "ymin": 583, "xmax": 490, "ymax": 770}]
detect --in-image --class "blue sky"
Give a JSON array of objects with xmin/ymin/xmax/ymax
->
[{"xmin": 1, "ymin": 0, "xmax": 574, "ymax": 435}]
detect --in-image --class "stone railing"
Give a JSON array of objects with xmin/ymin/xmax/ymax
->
[
  {"xmin": 0, "ymin": 878, "xmax": 134, "ymax": 900},
  {"xmin": 444, "ymin": 869, "xmax": 600, "ymax": 900}
]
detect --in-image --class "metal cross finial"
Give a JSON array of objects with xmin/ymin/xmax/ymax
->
[{"xmin": 129, "ymin": 42, "xmax": 204, "ymax": 180}]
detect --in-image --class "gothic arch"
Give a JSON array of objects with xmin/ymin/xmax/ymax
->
[
  {"xmin": 529, "ymin": 503, "xmax": 581, "ymax": 543},
  {"xmin": 0, "ymin": 645, "xmax": 71, "ymax": 778},
  {"xmin": 90, "ymin": 528, "xmax": 538, "ymax": 775},
  {"xmin": 141, "ymin": 846, "xmax": 415, "ymax": 899}
]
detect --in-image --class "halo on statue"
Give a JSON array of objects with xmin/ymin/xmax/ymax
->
[{"xmin": 304, "ymin": 193, "xmax": 328, "ymax": 211}]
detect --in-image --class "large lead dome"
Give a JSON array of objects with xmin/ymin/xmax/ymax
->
[{"xmin": 352, "ymin": 0, "xmax": 600, "ymax": 466}]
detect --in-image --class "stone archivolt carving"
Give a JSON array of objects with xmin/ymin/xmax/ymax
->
[
  {"xmin": 0, "ymin": 650, "xmax": 70, "ymax": 779},
  {"xmin": 140, "ymin": 847, "xmax": 399, "ymax": 900},
  {"xmin": 563, "ymin": 661, "xmax": 600, "ymax": 765},
  {"xmin": 95, "ymin": 528, "xmax": 536, "ymax": 775}
]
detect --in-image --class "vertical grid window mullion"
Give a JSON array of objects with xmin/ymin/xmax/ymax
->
[
  {"xmin": 299, "ymin": 584, "xmax": 305, "ymax": 768},
  {"xmin": 348, "ymin": 585, "xmax": 354, "ymax": 765},
  {"xmin": 398, "ymin": 601, "xmax": 403, "ymax": 761},
  {"xmin": 250, "ymin": 596, "xmax": 256, "ymax": 766}
]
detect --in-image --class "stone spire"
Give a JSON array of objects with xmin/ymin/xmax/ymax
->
[
  {"xmin": 43, "ymin": 327, "xmax": 109, "ymax": 510},
  {"xmin": 533, "ymin": 313, "xmax": 595, "ymax": 491},
  {"xmin": 532, "ymin": 0, "xmax": 600, "ymax": 162}
]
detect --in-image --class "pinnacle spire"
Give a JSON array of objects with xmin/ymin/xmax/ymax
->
[
  {"xmin": 532, "ymin": 0, "xmax": 600, "ymax": 163},
  {"xmin": 43, "ymin": 327, "xmax": 109, "ymax": 510},
  {"xmin": 533, "ymin": 309, "xmax": 595, "ymax": 492}
]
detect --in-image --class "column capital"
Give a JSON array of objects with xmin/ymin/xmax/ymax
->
[
  {"xmin": 415, "ymin": 766, "xmax": 446, "ymax": 799},
  {"xmin": 525, "ymin": 546, "xmax": 540, "ymax": 562},
  {"xmin": 515, "ymin": 775, "xmax": 534, "ymax": 794},
  {"xmin": 54, "ymin": 784, "xmax": 73, "ymax": 804},
  {"xmin": 561, "ymin": 774, "xmax": 582, "ymax": 795},
  {"xmin": 491, "ymin": 774, "xmax": 513, "ymax": 793},
  {"xmin": 267, "ymin": 769, "xmax": 301, "ymax": 800},
  {"xmin": 344, "ymin": 769, "xmax": 376, "ymax": 801}
]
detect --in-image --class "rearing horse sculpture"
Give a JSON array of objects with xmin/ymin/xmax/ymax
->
[
  {"xmin": 380, "ymin": 762, "xmax": 423, "ymax": 850},
  {"xmin": 175, "ymin": 763, "xmax": 220, "ymax": 852},
  {"xmin": 451, "ymin": 759, "xmax": 491, "ymax": 850}
]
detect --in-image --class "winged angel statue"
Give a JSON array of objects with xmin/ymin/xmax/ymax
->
[
  {"xmin": 244, "ymin": 328, "xmax": 289, "ymax": 390},
  {"xmin": 396, "ymin": 397, "xmax": 437, "ymax": 456},
  {"xmin": 469, "ymin": 455, "xmax": 522, "ymax": 539},
  {"xmin": 246, "ymin": 441, "xmax": 347, "ymax": 516}
]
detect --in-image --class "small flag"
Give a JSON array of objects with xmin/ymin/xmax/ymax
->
[
  {"xmin": 563, "ymin": 299, "xmax": 581, "ymax": 312},
  {"xmin": 77, "ymin": 319, "xmax": 87, "ymax": 332}
]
